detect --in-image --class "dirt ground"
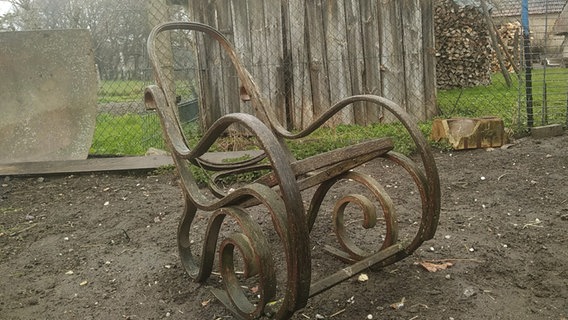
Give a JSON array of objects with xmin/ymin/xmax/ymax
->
[{"xmin": 1, "ymin": 133, "xmax": 567, "ymax": 320}]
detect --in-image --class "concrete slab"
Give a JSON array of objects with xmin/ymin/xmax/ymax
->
[
  {"xmin": 531, "ymin": 124, "xmax": 564, "ymax": 139},
  {"xmin": 0, "ymin": 29, "xmax": 97, "ymax": 164}
]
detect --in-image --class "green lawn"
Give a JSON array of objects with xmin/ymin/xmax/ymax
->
[
  {"xmin": 98, "ymin": 80, "xmax": 147, "ymax": 103},
  {"xmin": 94, "ymin": 70, "xmax": 567, "ymax": 156},
  {"xmin": 437, "ymin": 68, "xmax": 568, "ymax": 131},
  {"xmin": 90, "ymin": 113, "xmax": 165, "ymax": 155},
  {"xmin": 98, "ymin": 80, "xmax": 195, "ymax": 103}
]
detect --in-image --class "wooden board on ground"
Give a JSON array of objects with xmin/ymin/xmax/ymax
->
[
  {"xmin": 0, "ymin": 156, "xmax": 174, "ymax": 176},
  {"xmin": 0, "ymin": 150, "xmax": 264, "ymax": 176}
]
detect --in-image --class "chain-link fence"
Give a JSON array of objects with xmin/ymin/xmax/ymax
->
[
  {"xmin": 516, "ymin": 0, "xmax": 568, "ymax": 128},
  {"xmin": 150, "ymin": 1, "xmax": 437, "ymax": 132},
  {"xmin": 90, "ymin": 1, "xmax": 187, "ymax": 156},
  {"xmin": 436, "ymin": 0, "xmax": 568, "ymax": 133},
  {"xmin": 1, "ymin": 0, "xmax": 566, "ymax": 156},
  {"xmin": 148, "ymin": 0, "xmax": 567, "ymax": 144}
]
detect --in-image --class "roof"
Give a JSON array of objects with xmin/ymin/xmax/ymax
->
[{"xmin": 490, "ymin": 0, "xmax": 567, "ymax": 17}]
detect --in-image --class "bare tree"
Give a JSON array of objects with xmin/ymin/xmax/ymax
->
[{"xmin": 2, "ymin": 0, "xmax": 171, "ymax": 81}]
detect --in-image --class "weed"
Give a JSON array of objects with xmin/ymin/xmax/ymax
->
[{"xmin": 152, "ymin": 165, "xmax": 176, "ymax": 175}]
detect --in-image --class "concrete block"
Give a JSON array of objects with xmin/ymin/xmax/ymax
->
[
  {"xmin": 531, "ymin": 124, "xmax": 564, "ymax": 139},
  {"xmin": 431, "ymin": 117, "xmax": 508, "ymax": 150},
  {"xmin": 0, "ymin": 30, "xmax": 97, "ymax": 164}
]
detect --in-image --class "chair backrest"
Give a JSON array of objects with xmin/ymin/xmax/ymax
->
[{"xmin": 146, "ymin": 22, "xmax": 287, "ymax": 136}]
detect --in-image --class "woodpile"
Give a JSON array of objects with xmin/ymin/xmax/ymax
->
[
  {"xmin": 435, "ymin": 0, "xmax": 492, "ymax": 89},
  {"xmin": 491, "ymin": 22, "xmax": 522, "ymax": 73}
]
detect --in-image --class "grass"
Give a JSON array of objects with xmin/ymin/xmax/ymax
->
[
  {"xmin": 98, "ymin": 80, "xmax": 147, "ymax": 103},
  {"xmin": 90, "ymin": 113, "xmax": 165, "ymax": 155},
  {"xmin": 529, "ymin": 67, "xmax": 568, "ymax": 125},
  {"xmin": 98, "ymin": 80, "xmax": 196, "ymax": 104},
  {"xmin": 286, "ymin": 123, "xmax": 429, "ymax": 160},
  {"xmin": 94, "ymin": 69, "xmax": 567, "ymax": 156},
  {"xmin": 437, "ymin": 68, "xmax": 568, "ymax": 132}
]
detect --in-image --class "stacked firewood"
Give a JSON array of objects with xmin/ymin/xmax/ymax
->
[
  {"xmin": 491, "ymin": 22, "xmax": 522, "ymax": 73},
  {"xmin": 435, "ymin": 0, "xmax": 493, "ymax": 89}
]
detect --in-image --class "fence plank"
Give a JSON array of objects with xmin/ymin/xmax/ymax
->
[
  {"xmin": 215, "ymin": 0, "xmax": 240, "ymax": 116},
  {"xmin": 421, "ymin": 0, "xmax": 437, "ymax": 119},
  {"xmin": 323, "ymin": 0, "xmax": 353, "ymax": 125},
  {"xmin": 379, "ymin": 0, "xmax": 406, "ymax": 122},
  {"xmin": 305, "ymin": 0, "xmax": 331, "ymax": 121},
  {"xmin": 359, "ymin": 0, "xmax": 383, "ymax": 124},
  {"xmin": 185, "ymin": 0, "xmax": 435, "ymax": 129},
  {"xmin": 0, "ymin": 156, "xmax": 174, "ymax": 176},
  {"xmin": 286, "ymin": 0, "xmax": 313, "ymax": 129},
  {"xmin": 248, "ymin": 3, "xmax": 283, "ymax": 124},
  {"xmin": 264, "ymin": 3, "xmax": 285, "ymax": 124},
  {"xmin": 402, "ymin": 0, "xmax": 425, "ymax": 121},
  {"xmin": 344, "ymin": 0, "xmax": 365, "ymax": 125},
  {"xmin": 188, "ymin": 0, "xmax": 223, "ymax": 128},
  {"xmin": 230, "ymin": 0, "xmax": 254, "ymax": 115}
]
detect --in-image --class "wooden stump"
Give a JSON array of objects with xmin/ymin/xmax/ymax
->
[{"xmin": 431, "ymin": 117, "xmax": 508, "ymax": 150}]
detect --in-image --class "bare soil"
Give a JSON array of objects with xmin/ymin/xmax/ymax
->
[{"xmin": 1, "ymin": 134, "xmax": 567, "ymax": 320}]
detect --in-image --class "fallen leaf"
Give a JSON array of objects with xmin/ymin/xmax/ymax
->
[
  {"xmin": 419, "ymin": 261, "xmax": 453, "ymax": 272},
  {"xmin": 79, "ymin": 280, "xmax": 88, "ymax": 286},
  {"xmin": 390, "ymin": 297, "xmax": 405, "ymax": 310},
  {"xmin": 201, "ymin": 299, "xmax": 210, "ymax": 307},
  {"xmin": 357, "ymin": 273, "xmax": 369, "ymax": 282}
]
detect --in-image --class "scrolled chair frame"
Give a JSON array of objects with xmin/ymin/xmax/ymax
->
[{"xmin": 145, "ymin": 21, "xmax": 440, "ymax": 320}]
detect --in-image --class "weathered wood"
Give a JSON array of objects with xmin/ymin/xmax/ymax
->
[
  {"xmin": 431, "ymin": 117, "xmax": 507, "ymax": 150},
  {"xmin": 264, "ymin": 2, "xmax": 285, "ymax": 124},
  {"xmin": 402, "ymin": 0, "xmax": 425, "ymax": 120},
  {"xmin": 292, "ymin": 138, "xmax": 392, "ymax": 176},
  {"xmin": 480, "ymin": 0, "xmax": 512, "ymax": 87},
  {"xmin": 288, "ymin": 0, "xmax": 313, "ymax": 129},
  {"xmin": 0, "ymin": 156, "xmax": 174, "ymax": 176},
  {"xmin": 185, "ymin": 1, "xmax": 437, "ymax": 128},
  {"xmin": 359, "ymin": 0, "xmax": 383, "ymax": 123},
  {"xmin": 230, "ymin": 0, "xmax": 254, "ymax": 115},
  {"xmin": 421, "ymin": 0, "xmax": 438, "ymax": 119},
  {"xmin": 306, "ymin": 0, "xmax": 332, "ymax": 121},
  {"xmin": 434, "ymin": 0, "xmax": 492, "ymax": 89},
  {"xmin": 146, "ymin": 22, "xmax": 441, "ymax": 320},
  {"xmin": 492, "ymin": 21, "xmax": 522, "ymax": 74},
  {"xmin": 188, "ymin": 0, "xmax": 221, "ymax": 128},
  {"xmin": 323, "ymin": 1, "xmax": 352, "ymax": 126},
  {"xmin": 309, "ymin": 243, "xmax": 405, "ymax": 298},
  {"xmin": 248, "ymin": 2, "xmax": 284, "ymax": 125},
  {"xmin": 215, "ymin": 0, "xmax": 240, "ymax": 115},
  {"xmin": 492, "ymin": 23, "xmax": 520, "ymax": 74},
  {"xmin": 379, "ymin": 0, "xmax": 406, "ymax": 121},
  {"xmin": 344, "ymin": 0, "xmax": 365, "ymax": 125}
]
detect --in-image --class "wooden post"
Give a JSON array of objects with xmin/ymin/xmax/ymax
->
[
  {"xmin": 421, "ymin": 0, "xmax": 438, "ymax": 119},
  {"xmin": 480, "ymin": 0, "xmax": 512, "ymax": 88}
]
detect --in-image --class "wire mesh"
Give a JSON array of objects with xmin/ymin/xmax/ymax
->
[{"xmin": 1, "ymin": 0, "xmax": 566, "ymax": 156}]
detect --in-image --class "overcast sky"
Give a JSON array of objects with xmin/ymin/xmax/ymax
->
[{"xmin": 0, "ymin": 1, "xmax": 12, "ymax": 15}]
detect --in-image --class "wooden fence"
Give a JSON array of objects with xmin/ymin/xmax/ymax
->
[{"xmin": 186, "ymin": 0, "xmax": 437, "ymax": 130}]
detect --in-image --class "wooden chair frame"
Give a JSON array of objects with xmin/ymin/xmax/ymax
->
[{"xmin": 145, "ymin": 21, "xmax": 440, "ymax": 320}]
